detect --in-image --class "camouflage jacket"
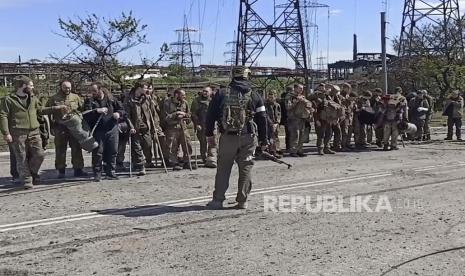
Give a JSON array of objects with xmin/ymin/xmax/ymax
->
[
  {"xmin": 190, "ymin": 95, "xmax": 210, "ymax": 128},
  {"xmin": 163, "ymin": 98, "xmax": 191, "ymax": 128}
]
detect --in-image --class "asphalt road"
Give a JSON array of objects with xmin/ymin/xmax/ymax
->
[{"xmin": 0, "ymin": 131, "xmax": 464, "ymax": 276}]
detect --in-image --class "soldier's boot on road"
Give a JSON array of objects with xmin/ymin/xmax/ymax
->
[
  {"xmin": 234, "ymin": 201, "xmax": 248, "ymax": 210},
  {"xmin": 57, "ymin": 169, "xmax": 66, "ymax": 179},
  {"xmin": 145, "ymin": 162, "xmax": 156, "ymax": 169},
  {"xmin": 317, "ymin": 148, "xmax": 324, "ymax": 155},
  {"xmin": 24, "ymin": 182, "xmax": 34, "ymax": 190},
  {"xmin": 383, "ymin": 144, "xmax": 390, "ymax": 151},
  {"xmin": 74, "ymin": 168, "xmax": 88, "ymax": 177},
  {"xmin": 32, "ymin": 174, "xmax": 40, "ymax": 185},
  {"xmin": 116, "ymin": 163, "xmax": 128, "ymax": 172},
  {"xmin": 137, "ymin": 166, "xmax": 146, "ymax": 176},
  {"xmin": 323, "ymin": 148, "xmax": 336, "ymax": 154},
  {"xmin": 206, "ymin": 200, "xmax": 223, "ymax": 209},
  {"xmin": 173, "ymin": 164, "xmax": 183, "ymax": 171},
  {"xmin": 183, "ymin": 162, "xmax": 197, "ymax": 170},
  {"xmin": 106, "ymin": 171, "xmax": 119, "ymax": 180},
  {"xmin": 296, "ymin": 152, "xmax": 306, "ymax": 157},
  {"xmin": 204, "ymin": 159, "xmax": 217, "ymax": 168},
  {"xmin": 93, "ymin": 172, "xmax": 102, "ymax": 182}
]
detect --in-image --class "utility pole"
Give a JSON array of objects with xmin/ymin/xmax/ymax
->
[{"xmin": 381, "ymin": 12, "xmax": 388, "ymax": 95}]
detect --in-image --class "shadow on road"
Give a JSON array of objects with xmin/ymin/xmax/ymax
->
[{"xmin": 93, "ymin": 204, "xmax": 238, "ymax": 218}]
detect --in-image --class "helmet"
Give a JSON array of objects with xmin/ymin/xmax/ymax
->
[{"xmin": 231, "ymin": 66, "xmax": 251, "ymax": 79}]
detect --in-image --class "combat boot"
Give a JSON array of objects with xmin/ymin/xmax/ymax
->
[
  {"xmin": 137, "ymin": 167, "xmax": 146, "ymax": 176},
  {"xmin": 296, "ymin": 152, "xmax": 306, "ymax": 157},
  {"xmin": 317, "ymin": 148, "xmax": 324, "ymax": 155},
  {"xmin": 24, "ymin": 182, "xmax": 33, "ymax": 190},
  {"xmin": 206, "ymin": 200, "xmax": 223, "ymax": 209},
  {"xmin": 234, "ymin": 201, "xmax": 248, "ymax": 209},
  {"xmin": 57, "ymin": 169, "xmax": 66, "ymax": 179},
  {"xmin": 323, "ymin": 148, "xmax": 335, "ymax": 154},
  {"xmin": 383, "ymin": 145, "xmax": 390, "ymax": 151},
  {"xmin": 106, "ymin": 171, "xmax": 119, "ymax": 180},
  {"xmin": 93, "ymin": 172, "xmax": 102, "ymax": 182},
  {"xmin": 173, "ymin": 164, "xmax": 183, "ymax": 171},
  {"xmin": 74, "ymin": 168, "xmax": 88, "ymax": 177}
]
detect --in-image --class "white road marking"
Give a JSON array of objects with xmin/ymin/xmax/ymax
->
[{"xmin": 0, "ymin": 162, "xmax": 463, "ymax": 233}]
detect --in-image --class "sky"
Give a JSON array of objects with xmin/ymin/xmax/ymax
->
[{"xmin": 0, "ymin": 0, "xmax": 408, "ymax": 68}]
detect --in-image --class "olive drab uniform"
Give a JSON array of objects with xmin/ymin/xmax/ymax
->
[
  {"xmin": 0, "ymin": 93, "xmax": 45, "ymax": 186},
  {"xmin": 148, "ymin": 94, "xmax": 170, "ymax": 165},
  {"xmin": 353, "ymin": 95, "xmax": 371, "ymax": 147},
  {"xmin": 286, "ymin": 93, "xmax": 311, "ymax": 155},
  {"xmin": 340, "ymin": 94, "xmax": 355, "ymax": 150},
  {"xmin": 409, "ymin": 96, "xmax": 430, "ymax": 140},
  {"xmin": 265, "ymin": 98, "xmax": 281, "ymax": 155},
  {"xmin": 330, "ymin": 93, "xmax": 344, "ymax": 151},
  {"xmin": 310, "ymin": 90, "xmax": 340, "ymax": 154},
  {"xmin": 126, "ymin": 94, "xmax": 159, "ymax": 171},
  {"xmin": 191, "ymin": 94, "xmax": 217, "ymax": 167},
  {"xmin": 164, "ymin": 97, "xmax": 192, "ymax": 167},
  {"xmin": 205, "ymin": 78, "xmax": 268, "ymax": 205},
  {"xmin": 444, "ymin": 94, "xmax": 463, "ymax": 140},
  {"xmin": 382, "ymin": 94, "xmax": 407, "ymax": 149},
  {"xmin": 423, "ymin": 94, "xmax": 435, "ymax": 140},
  {"xmin": 43, "ymin": 92, "xmax": 85, "ymax": 172}
]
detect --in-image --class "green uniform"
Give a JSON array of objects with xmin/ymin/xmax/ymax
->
[
  {"xmin": 265, "ymin": 99, "xmax": 281, "ymax": 154},
  {"xmin": 164, "ymin": 97, "xmax": 192, "ymax": 166},
  {"xmin": 340, "ymin": 95, "xmax": 355, "ymax": 149},
  {"xmin": 286, "ymin": 93, "xmax": 307, "ymax": 155},
  {"xmin": 0, "ymin": 93, "xmax": 45, "ymax": 185},
  {"xmin": 191, "ymin": 95, "xmax": 216, "ymax": 166},
  {"xmin": 43, "ymin": 92, "xmax": 84, "ymax": 170},
  {"xmin": 309, "ymin": 91, "xmax": 332, "ymax": 153}
]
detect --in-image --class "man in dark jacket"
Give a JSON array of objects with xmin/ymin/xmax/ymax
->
[
  {"xmin": 84, "ymin": 83, "xmax": 124, "ymax": 182},
  {"xmin": 205, "ymin": 66, "xmax": 268, "ymax": 210}
]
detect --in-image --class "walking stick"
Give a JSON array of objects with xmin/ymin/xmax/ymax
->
[
  {"xmin": 153, "ymin": 130, "xmax": 168, "ymax": 174},
  {"xmin": 128, "ymin": 133, "xmax": 132, "ymax": 177},
  {"xmin": 193, "ymin": 128, "xmax": 199, "ymax": 168},
  {"xmin": 180, "ymin": 119, "xmax": 192, "ymax": 171}
]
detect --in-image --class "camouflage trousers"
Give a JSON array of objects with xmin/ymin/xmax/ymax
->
[
  {"xmin": 10, "ymin": 129, "xmax": 45, "ymax": 184},
  {"xmin": 383, "ymin": 122, "xmax": 399, "ymax": 148},
  {"xmin": 316, "ymin": 120, "xmax": 332, "ymax": 150},
  {"xmin": 287, "ymin": 118, "xmax": 306, "ymax": 154},
  {"xmin": 353, "ymin": 114, "xmax": 367, "ymax": 146},
  {"xmin": 332, "ymin": 123, "xmax": 342, "ymax": 149},
  {"xmin": 53, "ymin": 127, "xmax": 84, "ymax": 170},
  {"xmin": 268, "ymin": 123, "xmax": 281, "ymax": 153},
  {"xmin": 341, "ymin": 119, "xmax": 353, "ymax": 149},
  {"xmin": 213, "ymin": 133, "xmax": 257, "ymax": 203},
  {"xmin": 166, "ymin": 127, "xmax": 192, "ymax": 165}
]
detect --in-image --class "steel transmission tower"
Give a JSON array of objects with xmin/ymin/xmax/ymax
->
[
  {"xmin": 235, "ymin": 0, "xmax": 308, "ymax": 76},
  {"xmin": 170, "ymin": 15, "xmax": 203, "ymax": 74},
  {"xmin": 398, "ymin": 0, "xmax": 464, "ymax": 57}
]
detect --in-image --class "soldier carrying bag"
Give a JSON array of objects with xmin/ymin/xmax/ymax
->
[{"xmin": 221, "ymin": 87, "xmax": 254, "ymax": 135}]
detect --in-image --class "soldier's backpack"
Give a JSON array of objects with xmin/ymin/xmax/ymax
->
[
  {"xmin": 221, "ymin": 87, "xmax": 253, "ymax": 133},
  {"xmin": 320, "ymin": 100, "xmax": 344, "ymax": 123},
  {"xmin": 294, "ymin": 98, "xmax": 314, "ymax": 120}
]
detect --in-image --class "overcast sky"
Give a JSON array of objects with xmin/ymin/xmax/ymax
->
[{"xmin": 0, "ymin": 0, "xmax": 409, "ymax": 67}]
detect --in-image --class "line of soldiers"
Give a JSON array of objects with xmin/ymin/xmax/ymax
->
[{"xmin": 1, "ymin": 74, "xmax": 463, "ymax": 194}]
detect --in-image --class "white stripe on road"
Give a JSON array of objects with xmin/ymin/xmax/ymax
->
[
  {"xmin": 0, "ymin": 162, "xmax": 463, "ymax": 233},
  {"xmin": 0, "ymin": 172, "xmax": 391, "ymax": 232}
]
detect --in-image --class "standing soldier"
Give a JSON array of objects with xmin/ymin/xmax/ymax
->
[
  {"xmin": 125, "ymin": 82, "xmax": 156, "ymax": 175},
  {"xmin": 310, "ymin": 84, "xmax": 338, "ymax": 155},
  {"xmin": 265, "ymin": 90, "xmax": 282, "ymax": 158},
  {"xmin": 205, "ymin": 66, "xmax": 268, "ymax": 209},
  {"xmin": 0, "ymin": 76, "xmax": 45, "ymax": 189},
  {"xmin": 329, "ymin": 85, "xmax": 343, "ymax": 151},
  {"xmin": 340, "ymin": 83, "xmax": 356, "ymax": 151},
  {"xmin": 409, "ymin": 91, "xmax": 430, "ymax": 141},
  {"xmin": 42, "ymin": 80, "xmax": 87, "ymax": 178},
  {"xmin": 353, "ymin": 91, "xmax": 372, "ymax": 149},
  {"xmin": 191, "ymin": 86, "xmax": 216, "ymax": 168},
  {"xmin": 146, "ymin": 84, "xmax": 170, "ymax": 167},
  {"xmin": 381, "ymin": 90, "xmax": 407, "ymax": 150},
  {"xmin": 83, "ymin": 83, "xmax": 124, "ymax": 182},
  {"xmin": 422, "ymin": 90, "xmax": 435, "ymax": 141},
  {"xmin": 286, "ymin": 84, "xmax": 311, "ymax": 157},
  {"xmin": 444, "ymin": 90, "xmax": 463, "ymax": 141},
  {"xmin": 164, "ymin": 89, "xmax": 195, "ymax": 171},
  {"xmin": 370, "ymin": 88, "xmax": 384, "ymax": 147},
  {"xmin": 279, "ymin": 86, "xmax": 292, "ymax": 152}
]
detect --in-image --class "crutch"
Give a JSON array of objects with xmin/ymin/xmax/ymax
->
[
  {"xmin": 180, "ymin": 120, "xmax": 192, "ymax": 171},
  {"xmin": 128, "ymin": 133, "xmax": 132, "ymax": 177},
  {"xmin": 193, "ymin": 128, "xmax": 199, "ymax": 169},
  {"xmin": 153, "ymin": 130, "xmax": 168, "ymax": 174}
]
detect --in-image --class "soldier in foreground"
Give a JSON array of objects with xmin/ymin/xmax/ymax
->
[
  {"xmin": 205, "ymin": 66, "xmax": 268, "ymax": 209},
  {"xmin": 42, "ymin": 80, "xmax": 87, "ymax": 178},
  {"xmin": 0, "ymin": 76, "xmax": 45, "ymax": 189},
  {"xmin": 381, "ymin": 88, "xmax": 407, "ymax": 151}
]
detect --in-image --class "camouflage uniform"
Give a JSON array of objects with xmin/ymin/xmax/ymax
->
[
  {"xmin": 340, "ymin": 93, "xmax": 355, "ymax": 150},
  {"xmin": 423, "ymin": 93, "xmax": 435, "ymax": 140},
  {"xmin": 286, "ymin": 92, "xmax": 308, "ymax": 156},
  {"xmin": 309, "ymin": 90, "xmax": 334, "ymax": 154},
  {"xmin": 381, "ymin": 94, "xmax": 407, "ymax": 150},
  {"xmin": 265, "ymin": 95, "xmax": 282, "ymax": 156},
  {"xmin": 353, "ymin": 94, "xmax": 371, "ymax": 148},
  {"xmin": 409, "ymin": 95, "xmax": 430, "ymax": 140},
  {"xmin": 444, "ymin": 93, "xmax": 463, "ymax": 140},
  {"xmin": 43, "ymin": 92, "xmax": 85, "ymax": 173},
  {"xmin": 164, "ymin": 97, "xmax": 192, "ymax": 168}
]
